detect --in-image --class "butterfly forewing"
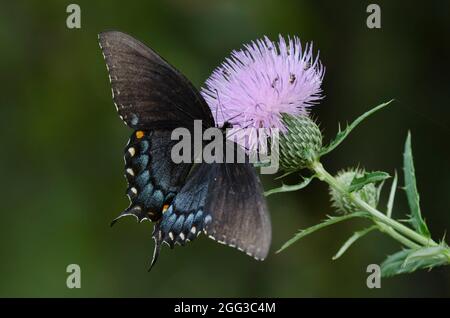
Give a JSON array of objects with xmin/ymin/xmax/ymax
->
[{"xmin": 98, "ymin": 31, "xmax": 214, "ymax": 129}]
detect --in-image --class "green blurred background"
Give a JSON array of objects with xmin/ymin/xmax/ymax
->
[{"xmin": 1, "ymin": 0, "xmax": 449, "ymax": 297}]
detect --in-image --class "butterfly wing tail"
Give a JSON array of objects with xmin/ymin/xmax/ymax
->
[{"xmin": 149, "ymin": 228, "xmax": 163, "ymax": 271}]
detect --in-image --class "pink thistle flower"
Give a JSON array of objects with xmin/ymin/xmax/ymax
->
[{"xmin": 201, "ymin": 35, "xmax": 324, "ymax": 153}]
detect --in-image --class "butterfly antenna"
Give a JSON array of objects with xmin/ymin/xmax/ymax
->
[
  {"xmin": 226, "ymin": 112, "xmax": 246, "ymax": 125},
  {"xmin": 226, "ymin": 120, "xmax": 271, "ymax": 162},
  {"xmin": 214, "ymin": 89, "xmax": 219, "ymax": 123},
  {"xmin": 225, "ymin": 119, "xmax": 255, "ymax": 139},
  {"xmin": 215, "ymin": 89, "xmax": 226, "ymax": 126}
]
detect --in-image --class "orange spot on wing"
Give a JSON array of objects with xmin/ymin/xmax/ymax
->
[
  {"xmin": 162, "ymin": 204, "xmax": 169, "ymax": 213},
  {"xmin": 136, "ymin": 130, "xmax": 145, "ymax": 139}
]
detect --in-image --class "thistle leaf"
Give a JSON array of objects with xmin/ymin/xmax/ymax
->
[
  {"xmin": 320, "ymin": 100, "xmax": 394, "ymax": 156},
  {"xmin": 403, "ymin": 132, "xmax": 430, "ymax": 237},
  {"xmin": 381, "ymin": 246, "xmax": 449, "ymax": 277},
  {"xmin": 386, "ymin": 172, "xmax": 398, "ymax": 218},
  {"xmin": 376, "ymin": 179, "xmax": 386, "ymax": 204},
  {"xmin": 348, "ymin": 171, "xmax": 390, "ymax": 193},
  {"xmin": 332, "ymin": 225, "xmax": 377, "ymax": 260},
  {"xmin": 275, "ymin": 170, "xmax": 296, "ymax": 180},
  {"xmin": 277, "ymin": 212, "xmax": 368, "ymax": 253},
  {"xmin": 405, "ymin": 246, "xmax": 448, "ymax": 262},
  {"xmin": 264, "ymin": 175, "xmax": 315, "ymax": 197},
  {"xmin": 381, "ymin": 249, "xmax": 412, "ymax": 277}
]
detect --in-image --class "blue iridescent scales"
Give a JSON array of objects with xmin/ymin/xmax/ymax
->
[
  {"xmin": 113, "ymin": 130, "xmax": 173, "ymax": 223},
  {"xmin": 111, "ymin": 129, "xmax": 211, "ymax": 267},
  {"xmin": 154, "ymin": 207, "xmax": 206, "ymax": 246}
]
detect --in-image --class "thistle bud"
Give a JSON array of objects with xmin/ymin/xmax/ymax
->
[
  {"xmin": 279, "ymin": 115, "xmax": 323, "ymax": 171},
  {"xmin": 329, "ymin": 169, "xmax": 379, "ymax": 214}
]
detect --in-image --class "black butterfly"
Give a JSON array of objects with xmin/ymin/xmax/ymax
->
[{"xmin": 98, "ymin": 31, "xmax": 271, "ymax": 269}]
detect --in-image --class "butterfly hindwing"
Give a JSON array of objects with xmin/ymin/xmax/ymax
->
[
  {"xmin": 112, "ymin": 130, "xmax": 192, "ymax": 225},
  {"xmin": 98, "ymin": 31, "xmax": 215, "ymax": 130},
  {"xmin": 150, "ymin": 157, "xmax": 271, "ymax": 268},
  {"xmin": 203, "ymin": 162, "xmax": 271, "ymax": 261},
  {"xmin": 150, "ymin": 162, "xmax": 210, "ymax": 269}
]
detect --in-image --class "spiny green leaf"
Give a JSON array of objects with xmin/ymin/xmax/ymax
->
[
  {"xmin": 277, "ymin": 212, "xmax": 368, "ymax": 253},
  {"xmin": 348, "ymin": 171, "xmax": 390, "ymax": 193},
  {"xmin": 381, "ymin": 249, "xmax": 412, "ymax": 277},
  {"xmin": 275, "ymin": 170, "xmax": 296, "ymax": 180},
  {"xmin": 264, "ymin": 175, "xmax": 315, "ymax": 197},
  {"xmin": 376, "ymin": 179, "xmax": 385, "ymax": 204},
  {"xmin": 320, "ymin": 100, "xmax": 394, "ymax": 156},
  {"xmin": 381, "ymin": 246, "xmax": 449, "ymax": 277},
  {"xmin": 386, "ymin": 172, "xmax": 398, "ymax": 218},
  {"xmin": 332, "ymin": 226, "xmax": 377, "ymax": 260},
  {"xmin": 405, "ymin": 246, "xmax": 447, "ymax": 262},
  {"xmin": 403, "ymin": 132, "xmax": 430, "ymax": 237}
]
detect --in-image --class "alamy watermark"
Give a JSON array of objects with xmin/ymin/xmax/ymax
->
[
  {"xmin": 366, "ymin": 4, "xmax": 381, "ymax": 29},
  {"xmin": 366, "ymin": 264, "xmax": 381, "ymax": 289},
  {"xmin": 66, "ymin": 4, "xmax": 81, "ymax": 29},
  {"xmin": 66, "ymin": 264, "xmax": 81, "ymax": 289},
  {"xmin": 170, "ymin": 120, "xmax": 280, "ymax": 174}
]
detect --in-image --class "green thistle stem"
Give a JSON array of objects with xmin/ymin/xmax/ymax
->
[
  {"xmin": 311, "ymin": 161, "xmax": 439, "ymax": 249},
  {"xmin": 376, "ymin": 222, "xmax": 421, "ymax": 249}
]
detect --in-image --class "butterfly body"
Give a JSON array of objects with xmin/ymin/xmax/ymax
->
[{"xmin": 99, "ymin": 31, "xmax": 271, "ymax": 269}]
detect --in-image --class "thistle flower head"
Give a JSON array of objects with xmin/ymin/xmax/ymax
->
[
  {"xmin": 201, "ymin": 35, "xmax": 324, "ymax": 152},
  {"xmin": 330, "ymin": 169, "xmax": 379, "ymax": 214}
]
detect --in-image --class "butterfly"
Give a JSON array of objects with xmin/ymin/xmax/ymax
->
[{"xmin": 98, "ymin": 31, "xmax": 271, "ymax": 270}]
